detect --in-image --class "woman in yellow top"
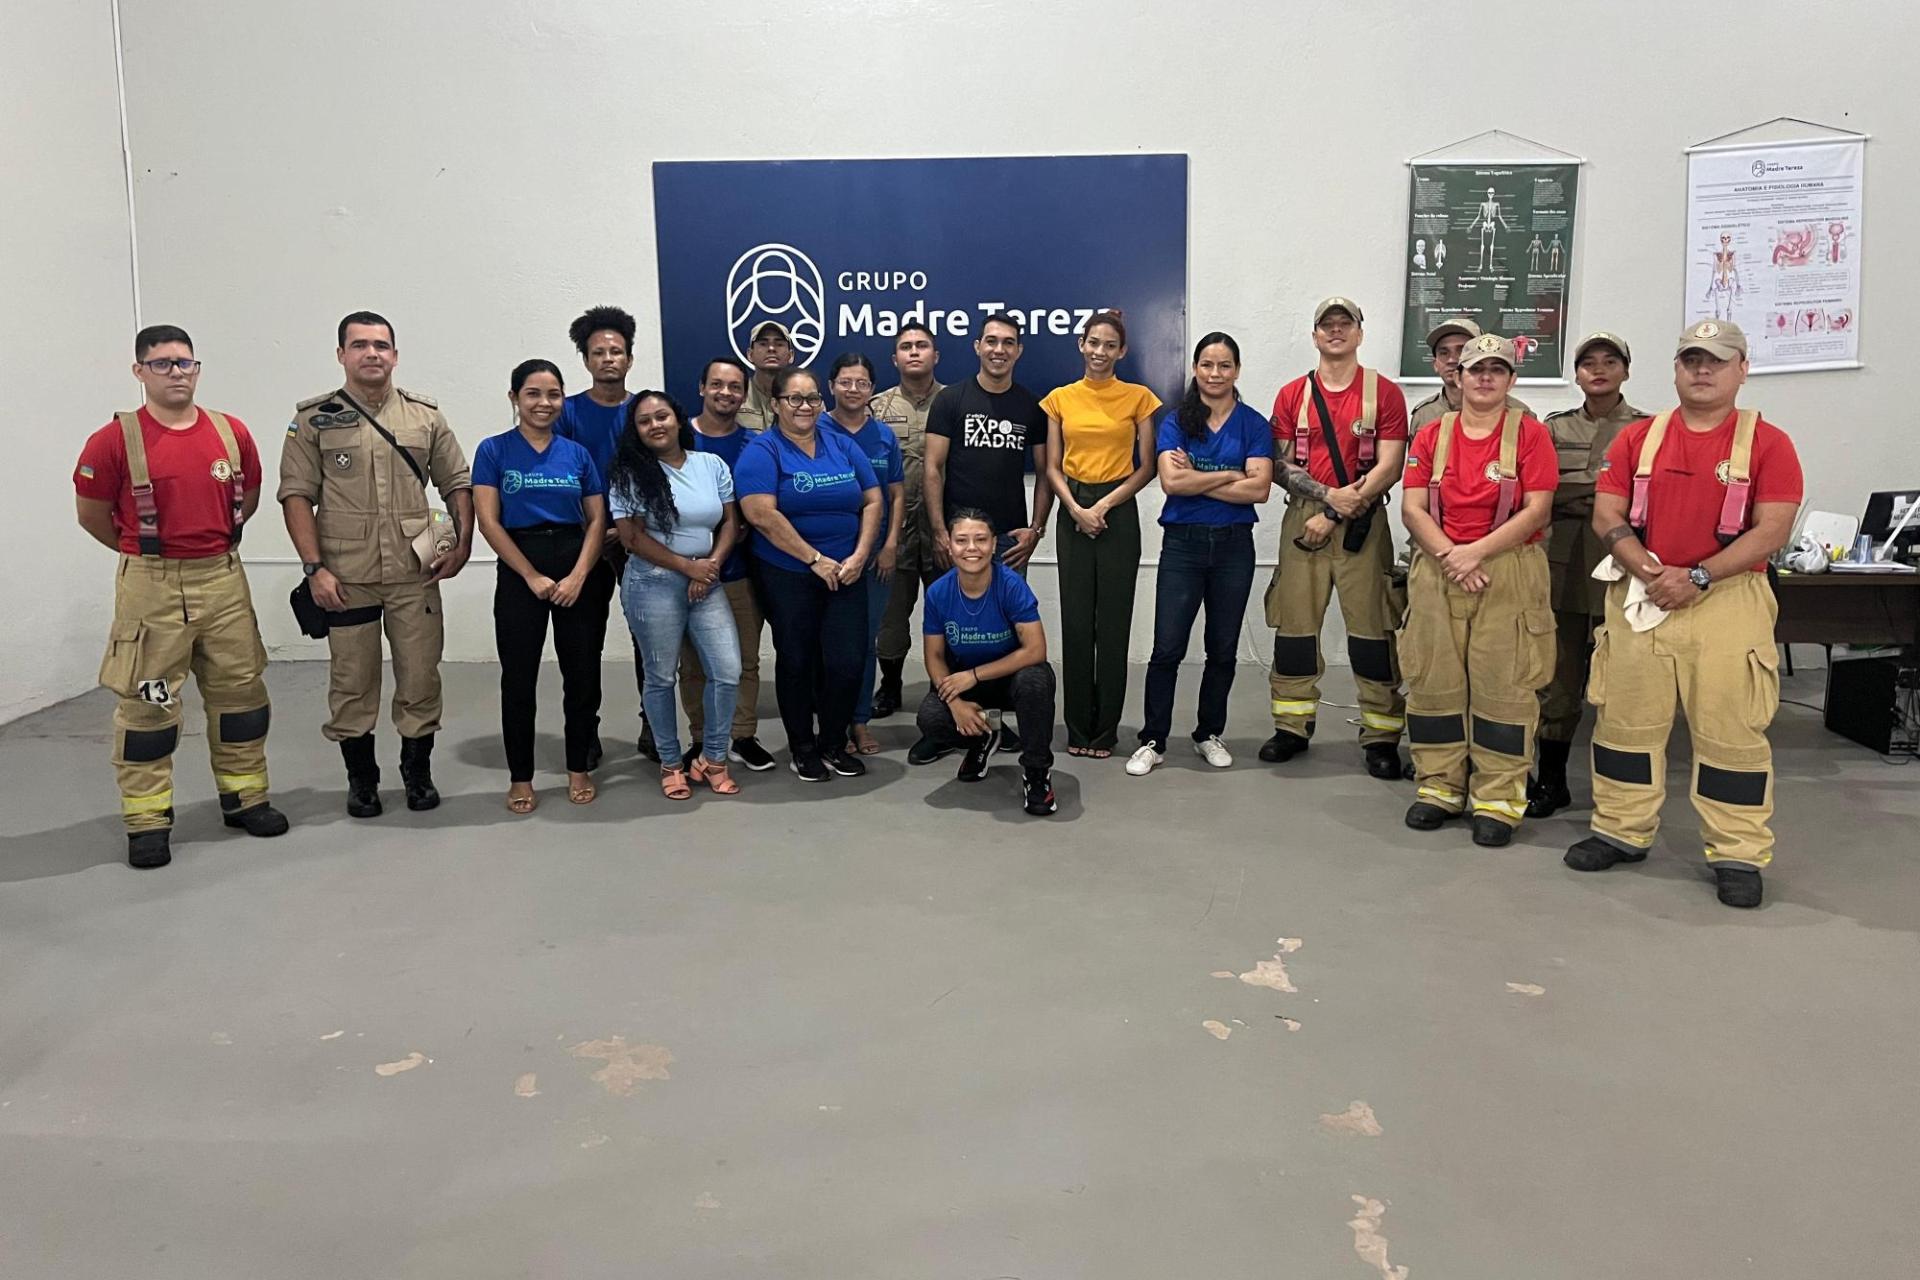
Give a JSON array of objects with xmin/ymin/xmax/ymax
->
[{"xmin": 1042, "ymin": 311, "xmax": 1163, "ymax": 756}]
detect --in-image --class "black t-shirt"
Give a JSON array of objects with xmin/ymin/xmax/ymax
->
[{"xmin": 925, "ymin": 377, "xmax": 1043, "ymax": 536}]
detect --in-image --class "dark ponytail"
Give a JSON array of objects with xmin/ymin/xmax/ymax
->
[
  {"xmin": 605, "ymin": 391, "xmax": 695, "ymax": 534},
  {"xmin": 1177, "ymin": 331, "xmax": 1241, "ymax": 442}
]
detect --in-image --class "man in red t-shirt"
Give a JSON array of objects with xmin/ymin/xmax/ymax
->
[
  {"xmin": 1566, "ymin": 319, "xmax": 1802, "ymax": 908},
  {"xmin": 74, "ymin": 325, "xmax": 288, "ymax": 868},
  {"xmin": 1398, "ymin": 333, "xmax": 1558, "ymax": 847},
  {"xmin": 1260, "ymin": 296, "xmax": 1412, "ymax": 779}
]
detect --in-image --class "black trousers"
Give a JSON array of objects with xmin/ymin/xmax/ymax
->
[
  {"xmin": 756, "ymin": 562, "xmax": 868, "ymax": 757},
  {"xmin": 494, "ymin": 527, "xmax": 611, "ymax": 781},
  {"xmin": 915, "ymin": 663, "xmax": 1057, "ymax": 773},
  {"xmin": 586, "ymin": 544, "xmax": 646, "ymax": 717}
]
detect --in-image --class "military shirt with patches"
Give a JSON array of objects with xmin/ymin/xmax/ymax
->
[
  {"xmin": 868, "ymin": 380, "xmax": 945, "ymax": 568},
  {"xmin": 1543, "ymin": 398, "xmax": 1645, "ymax": 613},
  {"xmin": 277, "ymin": 386, "xmax": 471, "ymax": 584},
  {"xmin": 1407, "ymin": 389, "xmax": 1534, "ymax": 432},
  {"xmin": 736, "ymin": 380, "xmax": 779, "ymax": 432}
]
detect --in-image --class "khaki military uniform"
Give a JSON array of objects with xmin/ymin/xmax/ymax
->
[
  {"xmin": 869, "ymin": 380, "xmax": 946, "ymax": 663},
  {"xmin": 1538, "ymin": 398, "xmax": 1643, "ymax": 740},
  {"xmin": 98, "ymin": 412, "xmax": 273, "ymax": 832},
  {"xmin": 1409, "ymin": 389, "xmax": 1531, "ymax": 432},
  {"xmin": 277, "ymin": 387, "xmax": 470, "ymax": 741},
  {"xmin": 737, "ymin": 380, "xmax": 778, "ymax": 432}
]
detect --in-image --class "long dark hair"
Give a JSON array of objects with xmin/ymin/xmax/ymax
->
[
  {"xmin": 1176, "ymin": 331, "xmax": 1242, "ymax": 442},
  {"xmin": 605, "ymin": 390, "xmax": 696, "ymax": 533}
]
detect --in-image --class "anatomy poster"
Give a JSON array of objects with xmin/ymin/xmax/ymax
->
[
  {"xmin": 1684, "ymin": 137, "xmax": 1863, "ymax": 372},
  {"xmin": 1401, "ymin": 163, "xmax": 1579, "ymax": 383}
]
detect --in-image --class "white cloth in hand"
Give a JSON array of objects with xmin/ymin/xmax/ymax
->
[{"xmin": 1592, "ymin": 554, "xmax": 1668, "ymax": 632}]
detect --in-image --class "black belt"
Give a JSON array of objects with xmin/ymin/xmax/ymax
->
[{"xmin": 507, "ymin": 522, "xmax": 584, "ymax": 536}]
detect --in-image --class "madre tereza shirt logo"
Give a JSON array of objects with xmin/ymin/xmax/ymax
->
[
  {"xmin": 790, "ymin": 468, "xmax": 856, "ymax": 495},
  {"xmin": 500, "ymin": 469, "xmax": 580, "ymax": 496},
  {"xmin": 962, "ymin": 413, "xmax": 1028, "ymax": 450},
  {"xmin": 944, "ymin": 619, "xmax": 1014, "ymax": 650}
]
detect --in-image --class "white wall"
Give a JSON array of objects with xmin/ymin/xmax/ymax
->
[
  {"xmin": 11, "ymin": 0, "xmax": 1915, "ymax": 717},
  {"xmin": 1, "ymin": 2, "xmax": 136, "ymax": 721}
]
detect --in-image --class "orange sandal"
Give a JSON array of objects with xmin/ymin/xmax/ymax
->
[
  {"xmin": 659, "ymin": 767, "xmax": 692, "ymax": 801},
  {"xmin": 691, "ymin": 755, "xmax": 740, "ymax": 795}
]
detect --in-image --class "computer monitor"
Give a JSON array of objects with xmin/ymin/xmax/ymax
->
[{"xmin": 1861, "ymin": 490, "xmax": 1920, "ymax": 562}]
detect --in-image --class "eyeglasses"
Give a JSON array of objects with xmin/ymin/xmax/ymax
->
[
  {"xmin": 832, "ymin": 380, "xmax": 873, "ymax": 392},
  {"xmin": 141, "ymin": 358, "xmax": 201, "ymax": 374},
  {"xmin": 779, "ymin": 394, "xmax": 824, "ymax": 409}
]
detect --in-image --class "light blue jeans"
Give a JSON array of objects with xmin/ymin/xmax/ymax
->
[{"xmin": 622, "ymin": 562, "xmax": 741, "ymax": 764}]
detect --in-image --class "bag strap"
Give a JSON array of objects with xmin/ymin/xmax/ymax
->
[
  {"xmin": 1306, "ymin": 374, "xmax": 1354, "ymax": 491},
  {"xmin": 338, "ymin": 390, "xmax": 430, "ymax": 491},
  {"xmin": 1355, "ymin": 369, "xmax": 1379, "ymax": 472},
  {"xmin": 203, "ymin": 410, "xmax": 248, "ymax": 548},
  {"xmin": 116, "ymin": 411, "xmax": 163, "ymax": 557}
]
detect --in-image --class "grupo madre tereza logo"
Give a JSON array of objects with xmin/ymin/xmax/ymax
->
[{"xmin": 728, "ymin": 243, "xmax": 826, "ymax": 368}]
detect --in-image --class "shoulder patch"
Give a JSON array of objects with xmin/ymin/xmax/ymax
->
[
  {"xmin": 397, "ymin": 387, "xmax": 438, "ymax": 408},
  {"xmin": 1543, "ymin": 408, "xmax": 1577, "ymax": 421},
  {"xmin": 286, "ymin": 423, "xmax": 299, "ymax": 437}
]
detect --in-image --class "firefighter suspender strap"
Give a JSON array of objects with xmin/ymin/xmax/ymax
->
[
  {"xmin": 1630, "ymin": 408, "xmax": 1758, "ymax": 546},
  {"xmin": 1428, "ymin": 410, "xmax": 1519, "ymax": 532},
  {"xmin": 1293, "ymin": 368, "xmax": 1380, "ymax": 474},
  {"xmin": 115, "ymin": 410, "xmax": 247, "ymax": 558}
]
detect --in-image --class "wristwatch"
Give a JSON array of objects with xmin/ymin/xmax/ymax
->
[
  {"xmin": 1687, "ymin": 566, "xmax": 1712, "ymax": 592},
  {"xmin": 1028, "ymin": 524, "xmax": 1046, "ymax": 541},
  {"xmin": 302, "ymin": 561, "xmax": 324, "ymax": 578},
  {"xmin": 807, "ymin": 551, "xmax": 822, "ymax": 567}
]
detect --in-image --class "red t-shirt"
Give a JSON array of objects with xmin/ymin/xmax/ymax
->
[
  {"xmin": 73, "ymin": 408, "xmax": 263, "ymax": 557},
  {"xmin": 1405, "ymin": 412, "xmax": 1558, "ymax": 544},
  {"xmin": 1269, "ymin": 368, "xmax": 1410, "ymax": 488},
  {"xmin": 1596, "ymin": 410, "xmax": 1802, "ymax": 573}
]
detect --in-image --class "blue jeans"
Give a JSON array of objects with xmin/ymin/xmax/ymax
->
[
  {"xmin": 1140, "ymin": 523, "xmax": 1256, "ymax": 750},
  {"xmin": 853, "ymin": 565, "xmax": 891, "ymax": 725},
  {"xmin": 622, "ymin": 562, "xmax": 741, "ymax": 764}
]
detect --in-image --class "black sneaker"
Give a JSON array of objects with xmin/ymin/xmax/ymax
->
[
  {"xmin": 1023, "ymin": 769, "xmax": 1058, "ymax": 816},
  {"xmin": 957, "ymin": 737, "xmax": 993, "ymax": 782},
  {"xmin": 1257, "ymin": 730, "xmax": 1310, "ymax": 763},
  {"xmin": 1563, "ymin": 835, "xmax": 1649, "ymax": 873},
  {"xmin": 729, "ymin": 736, "xmax": 777, "ymax": 771},
  {"xmin": 127, "ymin": 829, "xmax": 172, "ymax": 869},
  {"xmin": 1714, "ymin": 864, "xmax": 1764, "ymax": 909},
  {"xmin": 995, "ymin": 724, "xmax": 1021, "ymax": 755},
  {"xmin": 1404, "ymin": 801, "xmax": 1456, "ymax": 831},
  {"xmin": 1525, "ymin": 773, "xmax": 1572, "ymax": 819},
  {"xmin": 908, "ymin": 735, "xmax": 953, "ymax": 766},
  {"xmin": 223, "ymin": 803, "xmax": 290, "ymax": 837},
  {"xmin": 823, "ymin": 747, "xmax": 866, "ymax": 778},
  {"xmin": 791, "ymin": 752, "xmax": 829, "ymax": 782},
  {"xmin": 637, "ymin": 719, "xmax": 660, "ymax": 763},
  {"xmin": 1363, "ymin": 744, "xmax": 1403, "ymax": 780},
  {"xmin": 1470, "ymin": 816, "xmax": 1513, "ymax": 847}
]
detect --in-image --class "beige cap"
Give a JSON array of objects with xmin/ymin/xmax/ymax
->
[
  {"xmin": 1313, "ymin": 296, "xmax": 1364, "ymax": 325},
  {"xmin": 1574, "ymin": 330, "xmax": 1632, "ymax": 364},
  {"xmin": 750, "ymin": 320, "xmax": 793, "ymax": 345},
  {"xmin": 1426, "ymin": 316, "xmax": 1482, "ymax": 350},
  {"xmin": 1675, "ymin": 319, "xmax": 1747, "ymax": 361},
  {"xmin": 1457, "ymin": 332, "xmax": 1517, "ymax": 371}
]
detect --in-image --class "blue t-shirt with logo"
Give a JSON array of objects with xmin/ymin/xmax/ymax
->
[
  {"xmin": 922, "ymin": 562, "xmax": 1041, "ymax": 669},
  {"xmin": 693, "ymin": 423, "xmax": 759, "ymax": 583},
  {"xmin": 555, "ymin": 390, "xmax": 631, "ymax": 480},
  {"xmin": 733, "ymin": 428, "xmax": 880, "ymax": 574},
  {"xmin": 472, "ymin": 429, "xmax": 604, "ymax": 529},
  {"xmin": 1154, "ymin": 402, "xmax": 1272, "ymax": 527},
  {"xmin": 823, "ymin": 415, "xmax": 905, "ymax": 526}
]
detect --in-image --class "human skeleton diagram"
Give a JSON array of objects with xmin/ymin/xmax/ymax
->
[
  {"xmin": 1704, "ymin": 232, "xmax": 1742, "ymax": 320},
  {"xmin": 1527, "ymin": 235, "xmax": 1543, "ymax": 270},
  {"xmin": 1466, "ymin": 187, "xmax": 1513, "ymax": 270},
  {"xmin": 1547, "ymin": 234, "xmax": 1563, "ymax": 273},
  {"xmin": 1434, "ymin": 239, "xmax": 1447, "ymax": 268}
]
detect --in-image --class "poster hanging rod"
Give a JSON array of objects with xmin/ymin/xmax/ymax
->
[
  {"xmin": 1407, "ymin": 128, "xmax": 1584, "ymax": 165},
  {"xmin": 1686, "ymin": 134, "xmax": 1870, "ymax": 155},
  {"xmin": 1405, "ymin": 158, "xmax": 1587, "ymax": 167}
]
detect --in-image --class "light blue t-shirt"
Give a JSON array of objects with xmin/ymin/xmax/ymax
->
[
  {"xmin": 1154, "ymin": 402, "xmax": 1272, "ymax": 527},
  {"xmin": 472, "ymin": 429, "xmax": 604, "ymax": 529},
  {"xmin": 922, "ymin": 562, "xmax": 1041, "ymax": 669},
  {"xmin": 608, "ymin": 450, "xmax": 734, "ymax": 559},
  {"xmin": 733, "ymin": 428, "xmax": 880, "ymax": 574}
]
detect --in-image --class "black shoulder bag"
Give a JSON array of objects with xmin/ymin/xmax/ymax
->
[{"xmin": 1308, "ymin": 373, "xmax": 1376, "ymax": 554}]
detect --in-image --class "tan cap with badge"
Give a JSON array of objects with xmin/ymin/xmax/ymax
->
[
  {"xmin": 1457, "ymin": 332, "xmax": 1517, "ymax": 371},
  {"xmin": 751, "ymin": 321, "xmax": 793, "ymax": 345},
  {"xmin": 1574, "ymin": 330, "xmax": 1632, "ymax": 364},
  {"xmin": 1675, "ymin": 319, "xmax": 1747, "ymax": 361},
  {"xmin": 1313, "ymin": 296, "xmax": 1364, "ymax": 325},
  {"xmin": 1426, "ymin": 316, "xmax": 1482, "ymax": 350}
]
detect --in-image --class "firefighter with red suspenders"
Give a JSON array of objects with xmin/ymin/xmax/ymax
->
[
  {"xmin": 1566, "ymin": 320, "xmax": 1802, "ymax": 908},
  {"xmin": 73, "ymin": 325, "xmax": 289, "ymax": 868},
  {"xmin": 1398, "ymin": 334, "xmax": 1559, "ymax": 847}
]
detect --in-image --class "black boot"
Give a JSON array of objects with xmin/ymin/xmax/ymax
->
[
  {"xmin": 399, "ymin": 733, "xmax": 440, "ymax": 811},
  {"xmin": 1258, "ymin": 729, "xmax": 1311, "ymax": 764},
  {"xmin": 1363, "ymin": 743, "xmax": 1403, "ymax": 780},
  {"xmin": 127, "ymin": 829, "xmax": 173, "ymax": 869},
  {"xmin": 1526, "ymin": 738, "xmax": 1574, "ymax": 818},
  {"xmin": 222, "ymin": 797, "xmax": 290, "ymax": 836},
  {"xmin": 872, "ymin": 657, "xmax": 905, "ymax": 719},
  {"xmin": 341, "ymin": 734, "xmax": 382, "ymax": 818}
]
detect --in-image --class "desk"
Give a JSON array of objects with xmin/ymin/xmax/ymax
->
[{"xmin": 1773, "ymin": 572, "xmax": 1920, "ymax": 648}]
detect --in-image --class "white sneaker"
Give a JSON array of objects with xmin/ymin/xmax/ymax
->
[
  {"xmin": 1193, "ymin": 735, "xmax": 1233, "ymax": 768},
  {"xmin": 1125, "ymin": 744, "xmax": 1165, "ymax": 776}
]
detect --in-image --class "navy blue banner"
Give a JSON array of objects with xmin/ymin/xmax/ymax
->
[{"xmin": 652, "ymin": 155, "xmax": 1189, "ymax": 410}]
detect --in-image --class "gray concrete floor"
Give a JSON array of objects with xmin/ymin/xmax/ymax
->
[{"xmin": 1, "ymin": 660, "xmax": 1916, "ymax": 1279}]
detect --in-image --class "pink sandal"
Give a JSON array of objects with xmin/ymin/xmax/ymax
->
[
  {"xmin": 659, "ymin": 767, "xmax": 692, "ymax": 801},
  {"xmin": 690, "ymin": 756, "xmax": 740, "ymax": 795}
]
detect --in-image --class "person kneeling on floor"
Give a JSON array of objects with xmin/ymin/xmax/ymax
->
[{"xmin": 916, "ymin": 509, "xmax": 1059, "ymax": 815}]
